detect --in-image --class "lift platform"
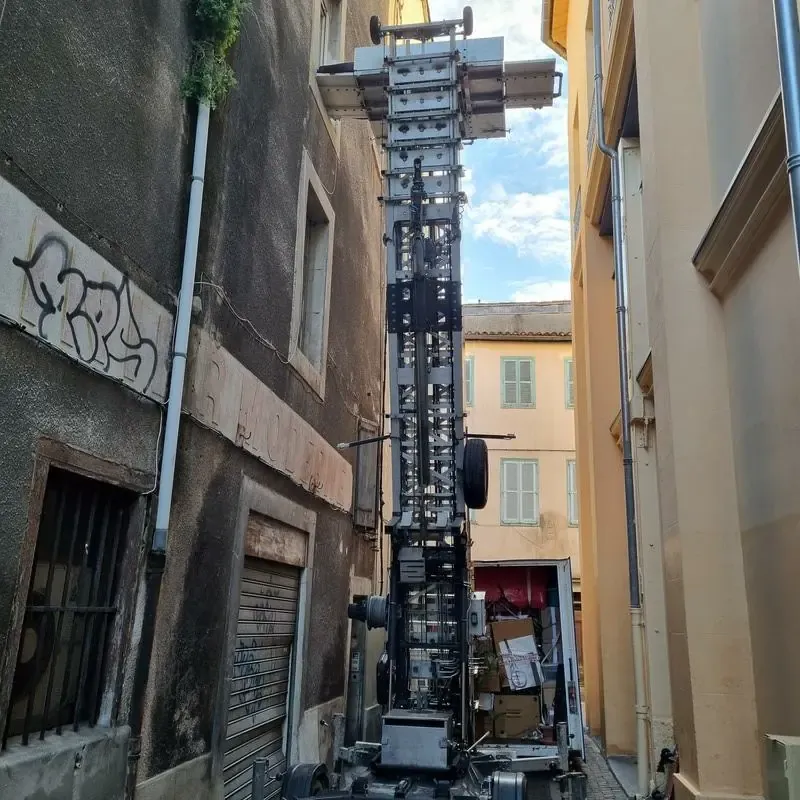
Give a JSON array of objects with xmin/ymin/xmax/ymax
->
[{"xmin": 269, "ymin": 10, "xmax": 573, "ymax": 800}]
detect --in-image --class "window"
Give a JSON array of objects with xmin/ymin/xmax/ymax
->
[
  {"xmin": 464, "ymin": 356, "xmax": 474, "ymax": 407},
  {"xmin": 565, "ymin": 357, "xmax": 575, "ymax": 409},
  {"xmin": 500, "ymin": 459, "xmax": 539, "ymax": 525},
  {"xmin": 4, "ymin": 468, "xmax": 133, "ymax": 745},
  {"xmin": 316, "ymin": 0, "xmax": 343, "ymax": 68},
  {"xmin": 501, "ymin": 358, "xmax": 535, "ymax": 408},
  {"xmin": 567, "ymin": 459, "xmax": 578, "ymax": 526},
  {"xmin": 310, "ymin": 0, "xmax": 346, "ymax": 147},
  {"xmin": 290, "ymin": 150, "xmax": 336, "ymax": 397}
]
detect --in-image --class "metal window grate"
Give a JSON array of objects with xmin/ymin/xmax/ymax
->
[{"xmin": 3, "ymin": 468, "xmax": 134, "ymax": 747}]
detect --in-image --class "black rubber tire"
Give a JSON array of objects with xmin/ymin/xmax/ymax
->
[
  {"xmin": 463, "ymin": 437, "xmax": 488, "ymax": 509},
  {"xmin": 370, "ymin": 15, "xmax": 382, "ymax": 45},
  {"xmin": 463, "ymin": 6, "xmax": 474, "ymax": 37},
  {"xmin": 282, "ymin": 763, "xmax": 330, "ymax": 800}
]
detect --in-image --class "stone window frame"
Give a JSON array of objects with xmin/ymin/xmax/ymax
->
[
  {"xmin": 289, "ymin": 149, "xmax": 336, "ymax": 400},
  {"xmin": 308, "ymin": 0, "xmax": 349, "ymax": 151},
  {"xmin": 0, "ymin": 438, "xmax": 149, "ymax": 747}
]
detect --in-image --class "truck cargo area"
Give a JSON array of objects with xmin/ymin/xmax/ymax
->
[{"xmin": 472, "ymin": 558, "xmax": 584, "ymax": 772}]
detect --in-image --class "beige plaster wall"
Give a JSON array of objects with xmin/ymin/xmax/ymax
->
[
  {"xmin": 697, "ymin": 0, "xmax": 779, "ymax": 206},
  {"xmin": 634, "ymin": 0, "xmax": 761, "ymax": 795},
  {"xmin": 723, "ymin": 209, "xmax": 800, "ymax": 744},
  {"xmin": 464, "ymin": 339, "xmax": 580, "ymax": 571}
]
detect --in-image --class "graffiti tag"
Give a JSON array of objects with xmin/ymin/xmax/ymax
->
[{"xmin": 12, "ymin": 233, "xmax": 159, "ymax": 393}]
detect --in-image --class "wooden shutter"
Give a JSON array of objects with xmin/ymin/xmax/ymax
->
[
  {"xmin": 354, "ymin": 422, "xmax": 379, "ymax": 530},
  {"xmin": 567, "ymin": 460, "xmax": 578, "ymax": 525},
  {"xmin": 503, "ymin": 359, "xmax": 518, "ymax": 406},
  {"xmin": 565, "ymin": 358, "xmax": 575, "ymax": 408},
  {"xmin": 520, "ymin": 461, "xmax": 538, "ymax": 523},
  {"xmin": 518, "ymin": 359, "xmax": 534, "ymax": 407},
  {"xmin": 465, "ymin": 357, "xmax": 474, "ymax": 406},
  {"xmin": 501, "ymin": 460, "xmax": 520, "ymax": 522}
]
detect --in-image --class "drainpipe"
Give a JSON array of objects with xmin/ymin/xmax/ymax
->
[
  {"xmin": 591, "ymin": 1, "xmax": 648, "ymax": 796},
  {"xmin": 774, "ymin": 0, "xmax": 800, "ymax": 265},
  {"xmin": 152, "ymin": 100, "xmax": 211, "ymax": 553}
]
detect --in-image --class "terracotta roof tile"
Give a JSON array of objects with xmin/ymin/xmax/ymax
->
[{"xmin": 463, "ymin": 301, "xmax": 572, "ymax": 340}]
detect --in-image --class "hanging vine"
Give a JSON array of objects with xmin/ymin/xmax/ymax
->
[{"xmin": 182, "ymin": 0, "xmax": 250, "ymax": 108}]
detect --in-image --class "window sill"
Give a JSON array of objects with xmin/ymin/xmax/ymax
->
[
  {"xmin": 0, "ymin": 725, "xmax": 130, "ymax": 777},
  {"xmin": 310, "ymin": 75, "xmax": 342, "ymax": 153},
  {"xmin": 501, "ymin": 405, "xmax": 536, "ymax": 410},
  {"xmin": 289, "ymin": 347, "xmax": 326, "ymax": 401},
  {"xmin": 500, "ymin": 521, "xmax": 540, "ymax": 527}
]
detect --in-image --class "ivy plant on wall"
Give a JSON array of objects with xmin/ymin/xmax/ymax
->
[{"xmin": 182, "ymin": 0, "xmax": 250, "ymax": 108}]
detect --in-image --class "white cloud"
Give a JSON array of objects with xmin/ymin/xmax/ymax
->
[
  {"xmin": 461, "ymin": 167, "xmax": 476, "ymax": 202},
  {"xmin": 428, "ymin": 0, "xmax": 553, "ymax": 61},
  {"xmin": 511, "ymin": 279, "xmax": 572, "ymax": 302},
  {"xmin": 469, "ymin": 184, "xmax": 570, "ymax": 264},
  {"xmin": 508, "ymin": 102, "xmax": 569, "ymax": 170}
]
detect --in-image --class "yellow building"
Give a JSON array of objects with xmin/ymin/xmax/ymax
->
[
  {"xmin": 544, "ymin": 1, "xmax": 800, "ymax": 799},
  {"xmin": 463, "ymin": 302, "xmax": 581, "ymax": 638}
]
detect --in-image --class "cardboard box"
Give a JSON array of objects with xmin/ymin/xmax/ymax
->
[
  {"xmin": 491, "ymin": 618, "xmax": 535, "ymax": 645},
  {"xmin": 476, "ymin": 668, "xmax": 502, "ymax": 693},
  {"xmin": 493, "ymin": 694, "xmax": 541, "ymax": 739},
  {"xmin": 475, "ymin": 710, "xmax": 494, "ymax": 738},
  {"xmin": 491, "ymin": 619, "xmax": 543, "ymax": 691}
]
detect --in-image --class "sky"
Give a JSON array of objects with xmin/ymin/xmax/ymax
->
[{"xmin": 427, "ymin": 0, "xmax": 570, "ymax": 303}]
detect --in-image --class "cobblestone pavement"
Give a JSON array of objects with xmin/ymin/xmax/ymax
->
[
  {"xmin": 525, "ymin": 736, "xmax": 630, "ymax": 800},
  {"xmin": 583, "ymin": 736, "xmax": 630, "ymax": 800}
]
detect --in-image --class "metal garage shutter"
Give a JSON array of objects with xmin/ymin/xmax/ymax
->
[{"xmin": 223, "ymin": 559, "xmax": 300, "ymax": 800}]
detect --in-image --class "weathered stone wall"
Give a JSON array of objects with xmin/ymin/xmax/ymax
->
[{"xmin": 0, "ymin": 0, "xmax": 389, "ymax": 794}]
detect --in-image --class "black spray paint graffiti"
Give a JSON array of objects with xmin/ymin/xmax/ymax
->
[{"xmin": 12, "ymin": 233, "xmax": 159, "ymax": 392}]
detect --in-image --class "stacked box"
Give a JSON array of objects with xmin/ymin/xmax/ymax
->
[{"xmin": 472, "ymin": 616, "xmax": 547, "ymax": 740}]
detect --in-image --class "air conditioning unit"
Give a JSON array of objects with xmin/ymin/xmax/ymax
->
[{"xmin": 765, "ymin": 735, "xmax": 800, "ymax": 800}]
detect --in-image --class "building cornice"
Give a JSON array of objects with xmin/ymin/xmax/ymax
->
[
  {"xmin": 692, "ymin": 92, "xmax": 789, "ymax": 298},
  {"xmin": 585, "ymin": 0, "xmax": 634, "ymax": 224},
  {"xmin": 464, "ymin": 334, "xmax": 572, "ymax": 343},
  {"xmin": 541, "ymin": 0, "xmax": 568, "ymax": 59},
  {"xmin": 636, "ymin": 352, "xmax": 654, "ymax": 398}
]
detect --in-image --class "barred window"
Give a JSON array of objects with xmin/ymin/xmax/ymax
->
[{"xmin": 4, "ymin": 468, "xmax": 133, "ymax": 746}]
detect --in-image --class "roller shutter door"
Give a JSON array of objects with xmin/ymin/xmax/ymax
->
[{"xmin": 223, "ymin": 559, "xmax": 300, "ymax": 800}]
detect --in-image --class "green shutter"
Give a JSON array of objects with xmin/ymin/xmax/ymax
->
[
  {"xmin": 465, "ymin": 356, "xmax": 474, "ymax": 406},
  {"xmin": 518, "ymin": 359, "xmax": 535, "ymax": 407},
  {"xmin": 565, "ymin": 358, "xmax": 575, "ymax": 408},
  {"xmin": 501, "ymin": 460, "xmax": 520, "ymax": 522},
  {"xmin": 520, "ymin": 461, "xmax": 537, "ymax": 522},
  {"xmin": 502, "ymin": 359, "xmax": 519, "ymax": 406},
  {"xmin": 567, "ymin": 459, "xmax": 578, "ymax": 525}
]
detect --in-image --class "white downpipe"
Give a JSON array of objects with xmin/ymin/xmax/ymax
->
[
  {"xmin": 152, "ymin": 101, "xmax": 211, "ymax": 553},
  {"xmin": 632, "ymin": 607, "xmax": 649, "ymax": 797}
]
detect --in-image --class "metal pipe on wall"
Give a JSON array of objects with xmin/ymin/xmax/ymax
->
[
  {"xmin": 774, "ymin": 0, "xmax": 800, "ymax": 266},
  {"xmin": 591, "ymin": 0, "xmax": 648, "ymax": 794},
  {"xmin": 152, "ymin": 101, "xmax": 211, "ymax": 554}
]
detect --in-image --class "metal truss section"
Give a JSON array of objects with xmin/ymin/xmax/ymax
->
[{"xmin": 379, "ymin": 31, "xmax": 471, "ymax": 728}]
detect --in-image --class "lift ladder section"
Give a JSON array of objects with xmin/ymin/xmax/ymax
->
[{"xmin": 326, "ymin": 19, "xmax": 562, "ymax": 768}]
